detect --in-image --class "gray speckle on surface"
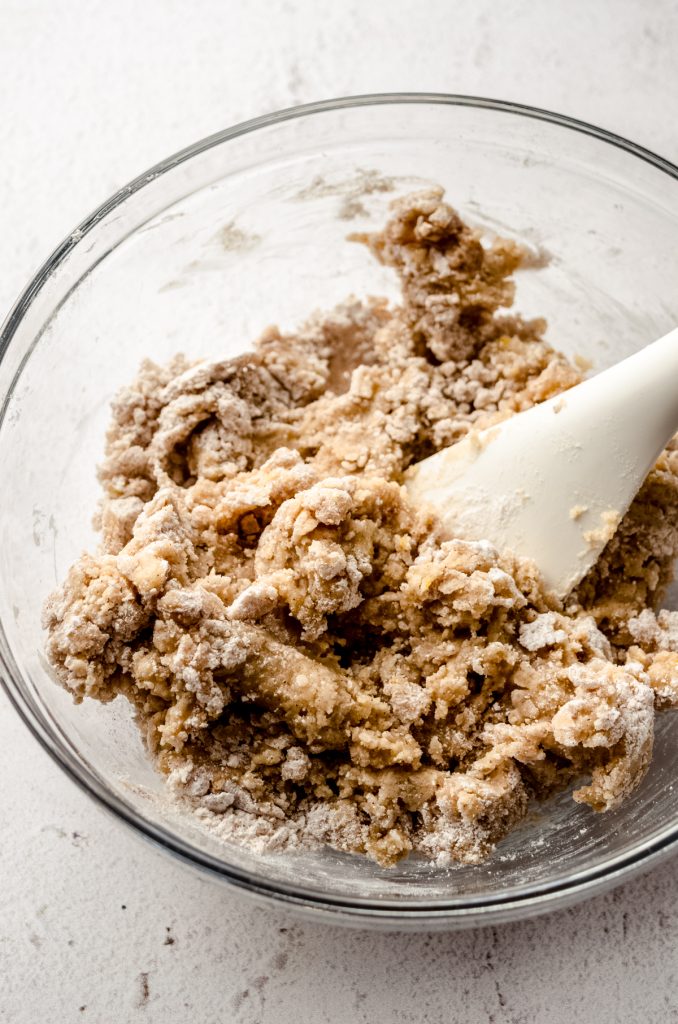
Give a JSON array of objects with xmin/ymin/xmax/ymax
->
[
  {"xmin": 137, "ymin": 972, "xmax": 150, "ymax": 1009},
  {"xmin": 2, "ymin": 2, "xmax": 678, "ymax": 1022}
]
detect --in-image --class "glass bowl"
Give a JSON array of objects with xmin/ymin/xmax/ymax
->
[{"xmin": 2, "ymin": 95, "xmax": 678, "ymax": 930}]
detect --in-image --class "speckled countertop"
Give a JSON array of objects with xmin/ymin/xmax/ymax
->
[{"xmin": 2, "ymin": 2, "xmax": 678, "ymax": 1021}]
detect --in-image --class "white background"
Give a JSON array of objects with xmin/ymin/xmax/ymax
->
[{"xmin": 2, "ymin": 2, "xmax": 678, "ymax": 1021}]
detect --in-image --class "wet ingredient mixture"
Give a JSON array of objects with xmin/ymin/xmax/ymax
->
[{"xmin": 44, "ymin": 189, "xmax": 678, "ymax": 866}]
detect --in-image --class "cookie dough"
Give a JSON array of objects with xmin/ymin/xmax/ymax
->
[{"xmin": 44, "ymin": 188, "xmax": 678, "ymax": 866}]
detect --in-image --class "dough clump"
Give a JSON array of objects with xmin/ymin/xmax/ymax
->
[{"xmin": 44, "ymin": 189, "xmax": 678, "ymax": 866}]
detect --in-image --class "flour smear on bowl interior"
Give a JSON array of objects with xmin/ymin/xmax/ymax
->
[{"xmin": 43, "ymin": 189, "xmax": 678, "ymax": 867}]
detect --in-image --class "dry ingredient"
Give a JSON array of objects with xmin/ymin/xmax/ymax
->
[{"xmin": 44, "ymin": 188, "xmax": 678, "ymax": 867}]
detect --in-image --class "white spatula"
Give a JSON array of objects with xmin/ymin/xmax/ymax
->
[{"xmin": 406, "ymin": 327, "xmax": 678, "ymax": 599}]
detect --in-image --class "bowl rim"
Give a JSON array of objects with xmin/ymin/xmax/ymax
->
[{"xmin": 2, "ymin": 92, "xmax": 678, "ymax": 923}]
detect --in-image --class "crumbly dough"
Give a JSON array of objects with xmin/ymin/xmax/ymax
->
[{"xmin": 44, "ymin": 188, "xmax": 678, "ymax": 867}]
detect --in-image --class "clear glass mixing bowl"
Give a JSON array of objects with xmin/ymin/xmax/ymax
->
[{"xmin": 2, "ymin": 95, "xmax": 678, "ymax": 930}]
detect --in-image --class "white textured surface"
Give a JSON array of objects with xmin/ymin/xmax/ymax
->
[{"xmin": 2, "ymin": 2, "xmax": 678, "ymax": 1021}]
